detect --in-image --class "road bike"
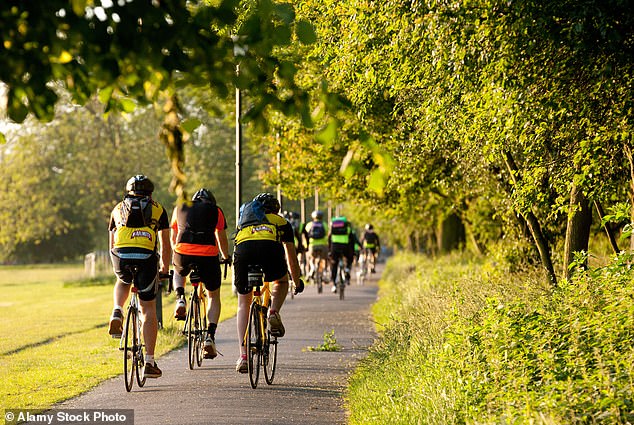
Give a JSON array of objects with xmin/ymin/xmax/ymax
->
[
  {"xmin": 181, "ymin": 260, "xmax": 230, "ymax": 369},
  {"xmin": 119, "ymin": 265, "xmax": 171, "ymax": 392},
  {"xmin": 244, "ymin": 265, "xmax": 277, "ymax": 389}
]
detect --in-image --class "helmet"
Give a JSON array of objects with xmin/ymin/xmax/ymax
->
[
  {"xmin": 125, "ymin": 175, "xmax": 154, "ymax": 196},
  {"xmin": 253, "ymin": 193, "xmax": 280, "ymax": 214},
  {"xmin": 192, "ymin": 188, "xmax": 216, "ymax": 204},
  {"xmin": 311, "ymin": 210, "xmax": 323, "ymax": 220},
  {"xmin": 365, "ymin": 223, "xmax": 373, "ymax": 230}
]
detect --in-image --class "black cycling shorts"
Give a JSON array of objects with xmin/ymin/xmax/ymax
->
[
  {"xmin": 110, "ymin": 249, "xmax": 159, "ymax": 302},
  {"xmin": 173, "ymin": 253, "xmax": 222, "ymax": 292},
  {"xmin": 233, "ymin": 240, "xmax": 287, "ymax": 295}
]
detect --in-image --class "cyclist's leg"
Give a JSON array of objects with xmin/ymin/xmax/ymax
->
[
  {"xmin": 344, "ymin": 248, "xmax": 354, "ymax": 280},
  {"xmin": 199, "ymin": 255, "xmax": 222, "ymax": 357},
  {"xmin": 233, "ymin": 245, "xmax": 254, "ymax": 363},
  {"xmin": 136, "ymin": 258, "xmax": 160, "ymax": 373},
  {"xmin": 108, "ymin": 254, "xmax": 132, "ymax": 336},
  {"xmin": 172, "ymin": 253, "xmax": 190, "ymax": 319},
  {"xmin": 263, "ymin": 244, "xmax": 290, "ymax": 337},
  {"xmin": 330, "ymin": 248, "xmax": 341, "ymax": 282}
]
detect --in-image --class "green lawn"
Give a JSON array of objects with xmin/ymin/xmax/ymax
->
[{"xmin": 0, "ymin": 264, "xmax": 237, "ymax": 409}]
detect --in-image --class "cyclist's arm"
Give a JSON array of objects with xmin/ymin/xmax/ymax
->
[
  {"xmin": 283, "ymin": 241, "xmax": 302, "ymax": 284},
  {"xmin": 169, "ymin": 207, "xmax": 178, "ymax": 248},
  {"xmin": 158, "ymin": 228, "xmax": 172, "ymax": 274},
  {"xmin": 216, "ymin": 228, "xmax": 230, "ymax": 260}
]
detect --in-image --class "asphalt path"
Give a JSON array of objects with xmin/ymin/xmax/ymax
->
[{"xmin": 54, "ymin": 264, "xmax": 381, "ymax": 425}]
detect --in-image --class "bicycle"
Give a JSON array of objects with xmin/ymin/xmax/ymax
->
[
  {"xmin": 181, "ymin": 260, "xmax": 230, "ymax": 369},
  {"xmin": 244, "ymin": 265, "xmax": 277, "ymax": 389},
  {"xmin": 334, "ymin": 257, "xmax": 348, "ymax": 300},
  {"xmin": 119, "ymin": 266, "xmax": 172, "ymax": 392}
]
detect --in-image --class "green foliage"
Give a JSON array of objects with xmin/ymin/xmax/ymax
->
[
  {"xmin": 304, "ymin": 329, "xmax": 341, "ymax": 352},
  {"xmin": 0, "ymin": 103, "xmax": 171, "ymax": 263},
  {"xmin": 348, "ymin": 252, "xmax": 634, "ymax": 424}
]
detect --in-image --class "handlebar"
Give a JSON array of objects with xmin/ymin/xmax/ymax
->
[
  {"xmin": 159, "ymin": 270, "xmax": 174, "ymax": 294},
  {"xmin": 221, "ymin": 257, "xmax": 232, "ymax": 280}
]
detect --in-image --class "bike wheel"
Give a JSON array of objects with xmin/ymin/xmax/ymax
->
[
  {"xmin": 195, "ymin": 297, "xmax": 205, "ymax": 367},
  {"xmin": 339, "ymin": 277, "xmax": 345, "ymax": 301},
  {"xmin": 123, "ymin": 308, "xmax": 135, "ymax": 392},
  {"xmin": 186, "ymin": 296, "xmax": 197, "ymax": 370},
  {"xmin": 246, "ymin": 303, "xmax": 261, "ymax": 389},
  {"xmin": 316, "ymin": 272, "xmax": 323, "ymax": 294},
  {"xmin": 135, "ymin": 315, "xmax": 146, "ymax": 387},
  {"xmin": 264, "ymin": 330, "xmax": 278, "ymax": 385}
]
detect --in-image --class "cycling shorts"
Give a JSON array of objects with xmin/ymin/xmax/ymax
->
[
  {"xmin": 110, "ymin": 248, "xmax": 159, "ymax": 302},
  {"xmin": 309, "ymin": 244, "xmax": 328, "ymax": 259},
  {"xmin": 233, "ymin": 240, "xmax": 287, "ymax": 295},
  {"xmin": 173, "ymin": 253, "xmax": 222, "ymax": 292}
]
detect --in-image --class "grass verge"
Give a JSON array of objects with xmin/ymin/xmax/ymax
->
[
  {"xmin": 347, "ymin": 252, "xmax": 634, "ymax": 424},
  {"xmin": 0, "ymin": 265, "xmax": 237, "ymax": 409}
]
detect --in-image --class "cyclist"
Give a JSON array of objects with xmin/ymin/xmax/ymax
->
[
  {"xmin": 328, "ymin": 215, "xmax": 355, "ymax": 293},
  {"xmin": 232, "ymin": 193, "xmax": 304, "ymax": 373},
  {"xmin": 360, "ymin": 223, "xmax": 381, "ymax": 273},
  {"xmin": 304, "ymin": 210, "xmax": 329, "ymax": 284},
  {"xmin": 170, "ymin": 188, "xmax": 230, "ymax": 359},
  {"xmin": 108, "ymin": 175, "xmax": 172, "ymax": 379},
  {"xmin": 284, "ymin": 210, "xmax": 307, "ymax": 275}
]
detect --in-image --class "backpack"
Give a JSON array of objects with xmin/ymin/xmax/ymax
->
[
  {"xmin": 237, "ymin": 199, "xmax": 270, "ymax": 229},
  {"xmin": 308, "ymin": 221, "xmax": 326, "ymax": 239},
  {"xmin": 331, "ymin": 218, "xmax": 349, "ymax": 235},
  {"xmin": 120, "ymin": 196, "xmax": 153, "ymax": 228}
]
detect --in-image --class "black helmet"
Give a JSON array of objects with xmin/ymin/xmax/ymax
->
[
  {"xmin": 126, "ymin": 175, "xmax": 154, "ymax": 196},
  {"xmin": 253, "ymin": 192, "xmax": 280, "ymax": 214},
  {"xmin": 192, "ymin": 188, "xmax": 216, "ymax": 204},
  {"xmin": 311, "ymin": 210, "xmax": 323, "ymax": 220}
]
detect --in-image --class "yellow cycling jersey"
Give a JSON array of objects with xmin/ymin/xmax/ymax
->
[
  {"xmin": 110, "ymin": 200, "xmax": 167, "ymax": 252},
  {"xmin": 234, "ymin": 213, "xmax": 291, "ymax": 245}
]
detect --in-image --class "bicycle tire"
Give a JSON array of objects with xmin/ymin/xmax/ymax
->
[
  {"xmin": 195, "ymin": 295, "xmax": 204, "ymax": 367},
  {"xmin": 316, "ymin": 271, "xmax": 323, "ymax": 294},
  {"xmin": 135, "ymin": 313, "xmax": 146, "ymax": 387},
  {"xmin": 339, "ymin": 272, "xmax": 345, "ymax": 301},
  {"xmin": 186, "ymin": 295, "xmax": 197, "ymax": 370},
  {"xmin": 263, "ymin": 299, "xmax": 277, "ymax": 385},
  {"xmin": 246, "ymin": 303, "xmax": 261, "ymax": 389},
  {"xmin": 123, "ymin": 308, "xmax": 135, "ymax": 392}
]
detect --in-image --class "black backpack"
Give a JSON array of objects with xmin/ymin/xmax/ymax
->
[
  {"xmin": 308, "ymin": 221, "xmax": 326, "ymax": 239},
  {"xmin": 330, "ymin": 218, "xmax": 349, "ymax": 235},
  {"xmin": 120, "ymin": 196, "xmax": 153, "ymax": 228}
]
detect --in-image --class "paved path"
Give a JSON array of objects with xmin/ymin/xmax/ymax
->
[{"xmin": 57, "ymin": 265, "xmax": 381, "ymax": 425}]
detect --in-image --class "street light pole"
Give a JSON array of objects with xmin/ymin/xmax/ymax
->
[{"xmin": 235, "ymin": 66, "xmax": 242, "ymax": 224}]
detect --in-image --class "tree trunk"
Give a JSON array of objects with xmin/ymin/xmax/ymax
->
[
  {"xmin": 437, "ymin": 212, "xmax": 466, "ymax": 253},
  {"xmin": 625, "ymin": 145, "xmax": 634, "ymax": 250},
  {"xmin": 503, "ymin": 151, "xmax": 557, "ymax": 286},
  {"xmin": 594, "ymin": 201, "xmax": 620, "ymax": 254},
  {"xmin": 563, "ymin": 184, "xmax": 592, "ymax": 279}
]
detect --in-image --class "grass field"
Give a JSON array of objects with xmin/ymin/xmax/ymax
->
[{"xmin": 0, "ymin": 264, "xmax": 237, "ymax": 409}]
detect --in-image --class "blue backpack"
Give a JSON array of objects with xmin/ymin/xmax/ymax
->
[{"xmin": 237, "ymin": 199, "xmax": 270, "ymax": 229}]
